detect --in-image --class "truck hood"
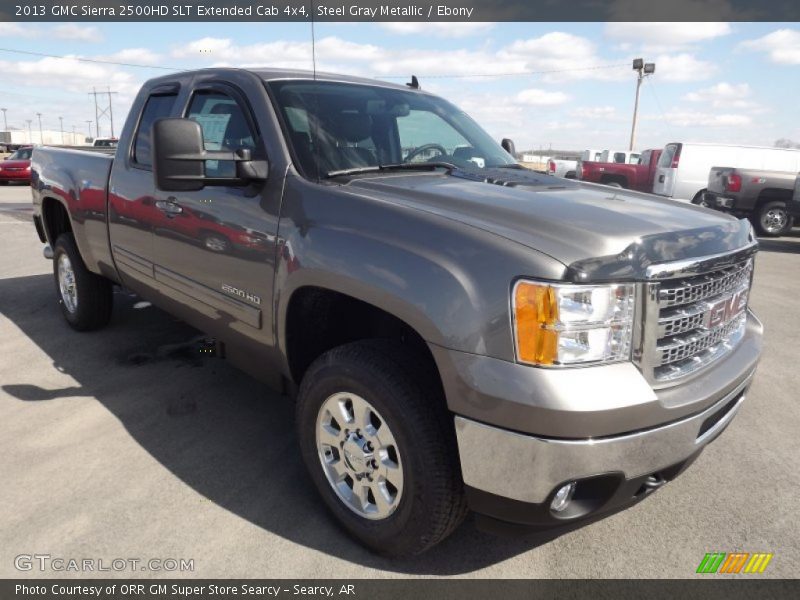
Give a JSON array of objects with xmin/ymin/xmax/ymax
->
[{"xmin": 346, "ymin": 169, "xmax": 753, "ymax": 281}]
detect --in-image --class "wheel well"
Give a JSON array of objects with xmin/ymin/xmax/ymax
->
[
  {"xmin": 285, "ymin": 287, "xmax": 440, "ymax": 388},
  {"xmin": 600, "ymin": 174, "xmax": 627, "ymax": 187},
  {"xmin": 41, "ymin": 197, "xmax": 72, "ymax": 244},
  {"xmin": 756, "ymin": 188, "xmax": 793, "ymax": 210}
]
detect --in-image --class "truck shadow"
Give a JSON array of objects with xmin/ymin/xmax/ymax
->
[
  {"xmin": 0, "ymin": 274, "xmax": 545, "ymax": 575},
  {"xmin": 756, "ymin": 230, "xmax": 800, "ymax": 254}
]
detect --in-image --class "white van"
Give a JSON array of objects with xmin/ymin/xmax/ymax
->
[{"xmin": 653, "ymin": 142, "xmax": 800, "ymax": 202}]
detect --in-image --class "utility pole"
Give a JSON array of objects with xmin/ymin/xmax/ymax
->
[
  {"xmin": 36, "ymin": 113, "xmax": 43, "ymax": 145},
  {"xmin": 1, "ymin": 108, "xmax": 7, "ymax": 132},
  {"xmin": 26, "ymin": 119, "xmax": 33, "ymax": 144},
  {"xmin": 86, "ymin": 120, "xmax": 93, "ymax": 141},
  {"xmin": 629, "ymin": 58, "xmax": 656, "ymax": 152},
  {"xmin": 72, "ymin": 125, "xmax": 76, "ymax": 144},
  {"xmin": 89, "ymin": 87, "xmax": 118, "ymax": 138},
  {"xmin": 59, "ymin": 116, "xmax": 64, "ymax": 144}
]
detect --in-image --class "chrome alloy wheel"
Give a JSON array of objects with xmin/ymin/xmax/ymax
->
[
  {"xmin": 57, "ymin": 253, "xmax": 78, "ymax": 314},
  {"xmin": 316, "ymin": 392, "xmax": 404, "ymax": 520},
  {"xmin": 761, "ymin": 207, "xmax": 788, "ymax": 234}
]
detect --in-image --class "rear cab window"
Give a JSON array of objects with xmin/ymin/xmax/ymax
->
[{"xmin": 133, "ymin": 92, "xmax": 179, "ymax": 168}]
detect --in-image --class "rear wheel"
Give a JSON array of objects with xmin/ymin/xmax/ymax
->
[
  {"xmin": 296, "ymin": 340, "xmax": 467, "ymax": 556},
  {"xmin": 755, "ymin": 201, "xmax": 793, "ymax": 237},
  {"xmin": 53, "ymin": 233, "xmax": 113, "ymax": 331}
]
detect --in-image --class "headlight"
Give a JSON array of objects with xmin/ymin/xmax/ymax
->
[{"xmin": 512, "ymin": 280, "xmax": 635, "ymax": 366}]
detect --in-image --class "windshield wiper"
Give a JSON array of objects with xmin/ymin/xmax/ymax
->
[{"xmin": 325, "ymin": 162, "xmax": 458, "ymax": 179}]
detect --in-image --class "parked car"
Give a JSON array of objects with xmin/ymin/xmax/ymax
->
[
  {"xmin": 577, "ymin": 148, "xmax": 662, "ymax": 192},
  {"xmin": 92, "ymin": 137, "xmax": 119, "ymax": 148},
  {"xmin": 0, "ymin": 146, "xmax": 33, "ymax": 185},
  {"xmin": 705, "ymin": 167, "xmax": 797, "ymax": 236},
  {"xmin": 546, "ymin": 156, "xmax": 578, "ymax": 178},
  {"xmin": 652, "ymin": 142, "xmax": 800, "ymax": 203},
  {"xmin": 31, "ymin": 68, "xmax": 762, "ymax": 556}
]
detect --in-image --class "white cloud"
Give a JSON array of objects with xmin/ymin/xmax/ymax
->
[
  {"xmin": 570, "ymin": 106, "xmax": 619, "ymax": 119},
  {"xmin": 652, "ymin": 53, "xmax": 716, "ymax": 82},
  {"xmin": 53, "ymin": 24, "xmax": 102, "ymax": 42},
  {"xmin": 0, "ymin": 23, "xmax": 38, "ymax": 38},
  {"xmin": 379, "ymin": 22, "xmax": 494, "ymax": 38},
  {"xmin": 101, "ymin": 48, "xmax": 163, "ymax": 66},
  {"xmin": 605, "ymin": 22, "xmax": 732, "ymax": 51},
  {"xmin": 683, "ymin": 82, "xmax": 761, "ymax": 110},
  {"xmin": 662, "ymin": 110, "xmax": 752, "ymax": 127},
  {"xmin": 514, "ymin": 88, "xmax": 570, "ymax": 106},
  {"xmin": 740, "ymin": 29, "xmax": 800, "ymax": 65}
]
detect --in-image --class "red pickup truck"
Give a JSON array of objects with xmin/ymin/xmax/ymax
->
[{"xmin": 577, "ymin": 148, "xmax": 662, "ymax": 193}]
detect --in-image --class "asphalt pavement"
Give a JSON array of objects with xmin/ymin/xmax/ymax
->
[{"xmin": 1, "ymin": 183, "xmax": 798, "ymax": 578}]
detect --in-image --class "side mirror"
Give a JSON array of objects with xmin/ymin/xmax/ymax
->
[
  {"xmin": 152, "ymin": 118, "xmax": 268, "ymax": 192},
  {"xmin": 501, "ymin": 138, "xmax": 516, "ymax": 157}
]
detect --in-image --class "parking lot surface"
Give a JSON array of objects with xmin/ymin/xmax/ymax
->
[{"xmin": 1, "ymin": 184, "xmax": 798, "ymax": 578}]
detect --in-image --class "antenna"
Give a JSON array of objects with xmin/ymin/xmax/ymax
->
[
  {"xmin": 406, "ymin": 75, "xmax": 420, "ymax": 90},
  {"xmin": 311, "ymin": 0, "xmax": 317, "ymax": 81}
]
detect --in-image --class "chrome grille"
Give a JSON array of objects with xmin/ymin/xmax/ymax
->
[
  {"xmin": 639, "ymin": 253, "xmax": 755, "ymax": 386},
  {"xmin": 658, "ymin": 260, "xmax": 752, "ymax": 308}
]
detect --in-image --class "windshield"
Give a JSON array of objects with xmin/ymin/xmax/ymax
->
[
  {"xmin": 9, "ymin": 148, "xmax": 32, "ymax": 160},
  {"xmin": 266, "ymin": 80, "xmax": 516, "ymax": 178}
]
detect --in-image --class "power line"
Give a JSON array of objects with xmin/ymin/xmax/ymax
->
[
  {"xmin": 0, "ymin": 47, "xmax": 186, "ymax": 71},
  {"xmin": 644, "ymin": 76, "xmax": 674, "ymax": 138},
  {"xmin": 380, "ymin": 62, "xmax": 629, "ymax": 80}
]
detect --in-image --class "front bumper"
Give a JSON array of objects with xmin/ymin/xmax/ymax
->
[
  {"xmin": 0, "ymin": 170, "xmax": 31, "ymax": 182},
  {"xmin": 456, "ymin": 376, "xmax": 749, "ymax": 533},
  {"xmin": 435, "ymin": 311, "xmax": 761, "ymax": 531}
]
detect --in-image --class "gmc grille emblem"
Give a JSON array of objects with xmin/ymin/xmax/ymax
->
[{"xmin": 703, "ymin": 289, "xmax": 748, "ymax": 329}]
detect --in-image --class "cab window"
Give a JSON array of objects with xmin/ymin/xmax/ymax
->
[
  {"xmin": 133, "ymin": 93, "xmax": 178, "ymax": 168},
  {"xmin": 187, "ymin": 91, "xmax": 258, "ymax": 178}
]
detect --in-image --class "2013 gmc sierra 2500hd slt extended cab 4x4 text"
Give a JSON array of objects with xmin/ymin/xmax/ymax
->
[{"xmin": 30, "ymin": 68, "xmax": 763, "ymax": 557}]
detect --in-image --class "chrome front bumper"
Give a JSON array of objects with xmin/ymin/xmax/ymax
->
[{"xmin": 455, "ymin": 373, "xmax": 751, "ymax": 504}]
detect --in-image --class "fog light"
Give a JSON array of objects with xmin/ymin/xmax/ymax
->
[{"xmin": 551, "ymin": 482, "xmax": 577, "ymax": 513}]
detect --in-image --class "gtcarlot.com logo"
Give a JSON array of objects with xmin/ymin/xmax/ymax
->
[
  {"xmin": 14, "ymin": 554, "xmax": 194, "ymax": 573},
  {"xmin": 696, "ymin": 552, "xmax": 773, "ymax": 574}
]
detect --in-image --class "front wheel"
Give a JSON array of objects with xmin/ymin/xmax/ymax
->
[
  {"xmin": 53, "ymin": 233, "xmax": 113, "ymax": 331},
  {"xmin": 296, "ymin": 340, "xmax": 467, "ymax": 556},
  {"xmin": 755, "ymin": 201, "xmax": 793, "ymax": 237}
]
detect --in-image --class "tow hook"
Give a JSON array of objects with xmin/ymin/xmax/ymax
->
[{"xmin": 43, "ymin": 245, "xmax": 53, "ymax": 260}]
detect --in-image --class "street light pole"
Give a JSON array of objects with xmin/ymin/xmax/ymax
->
[
  {"xmin": 86, "ymin": 120, "xmax": 92, "ymax": 141},
  {"xmin": 36, "ymin": 112, "xmax": 43, "ymax": 145},
  {"xmin": 1, "ymin": 108, "xmax": 7, "ymax": 132},
  {"xmin": 26, "ymin": 119, "xmax": 33, "ymax": 144},
  {"xmin": 59, "ymin": 116, "xmax": 64, "ymax": 144},
  {"xmin": 629, "ymin": 58, "xmax": 656, "ymax": 152}
]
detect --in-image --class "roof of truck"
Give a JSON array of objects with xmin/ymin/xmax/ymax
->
[{"xmin": 252, "ymin": 67, "xmax": 418, "ymax": 91}]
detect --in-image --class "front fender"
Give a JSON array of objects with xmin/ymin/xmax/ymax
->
[{"xmin": 274, "ymin": 175, "xmax": 567, "ymax": 364}]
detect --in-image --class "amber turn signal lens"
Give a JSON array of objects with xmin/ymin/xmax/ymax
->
[{"xmin": 513, "ymin": 282, "xmax": 559, "ymax": 365}]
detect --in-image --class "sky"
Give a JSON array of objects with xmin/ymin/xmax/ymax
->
[{"xmin": 0, "ymin": 21, "xmax": 799, "ymax": 152}]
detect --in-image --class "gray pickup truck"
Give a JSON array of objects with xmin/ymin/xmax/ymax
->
[
  {"xmin": 30, "ymin": 68, "xmax": 762, "ymax": 556},
  {"xmin": 706, "ymin": 166, "xmax": 797, "ymax": 236}
]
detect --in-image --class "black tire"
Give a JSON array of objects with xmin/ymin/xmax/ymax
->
[
  {"xmin": 754, "ymin": 200, "xmax": 793, "ymax": 237},
  {"xmin": 53, "ymin": 233, "xmax": 113, "ymax": 331},
  {"xmin": 296, "ymin": 340, "xmax": 467, "ymax": 556}
]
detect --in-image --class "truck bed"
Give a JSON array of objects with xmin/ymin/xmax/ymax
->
[{"xmin": 31, "ymin": 146, "xmax": 115, "ymax": 280}]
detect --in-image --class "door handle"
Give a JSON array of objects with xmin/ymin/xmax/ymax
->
[{"xmin": 155, "ymin": 198, "xmax": 183, "ymax": 217}]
